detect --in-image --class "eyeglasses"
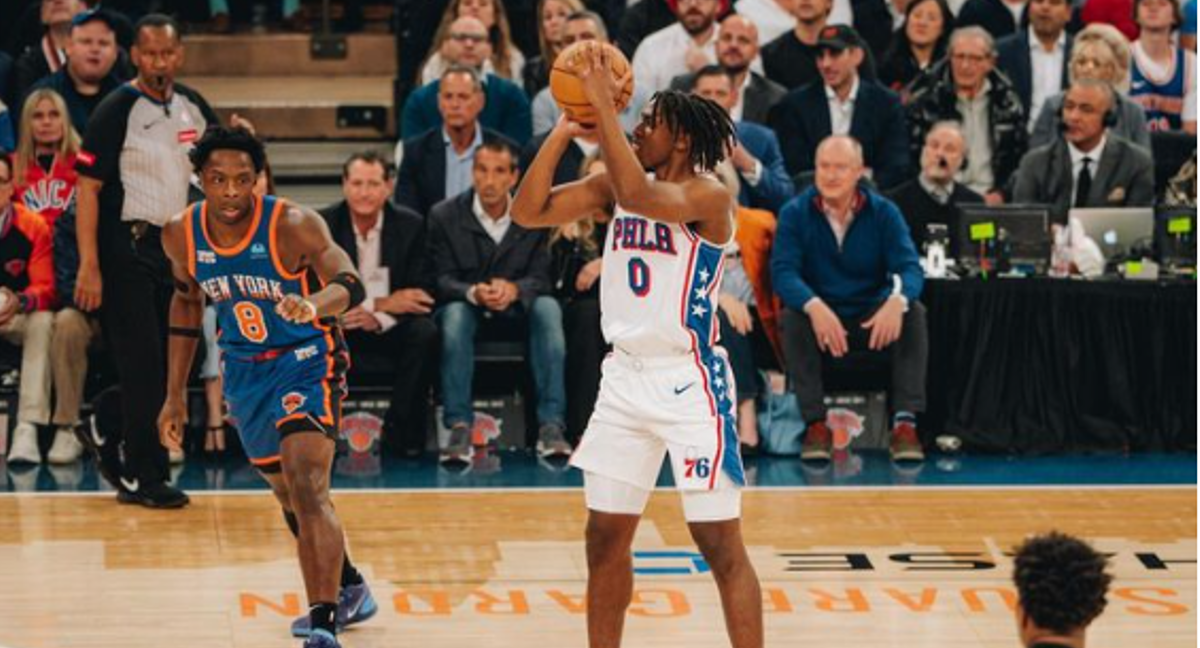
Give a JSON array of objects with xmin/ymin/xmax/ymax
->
[
  {"xmin": 951, "ymin": 52, "xmax": 990, "ymax": 65},
  {"xmin": 449, "ymin": 32, "xmax": 488, "ymax": 43}
]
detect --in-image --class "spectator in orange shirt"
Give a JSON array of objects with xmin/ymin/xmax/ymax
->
[{"xmin": 0, "ymin": 154, "xmax": 58, "ymax": 465}]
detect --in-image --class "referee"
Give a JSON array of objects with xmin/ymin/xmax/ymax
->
[{"xmin": 74, "ymin": 14, "xmax": 217, "ymax": 508}]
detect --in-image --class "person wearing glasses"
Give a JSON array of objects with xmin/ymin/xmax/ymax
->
[{"xmin": 906, "ymin": 26, "xmax": 1028, "ymax": 204}]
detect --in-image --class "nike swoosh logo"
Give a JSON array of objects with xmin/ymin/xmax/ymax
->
[
  {"xmin": 120, "ymin": 477, "xmax": 139, "ymax": 492},
  {"xmin": 674, "ymin": 383, "xmax": 695, "ymax": 395}
]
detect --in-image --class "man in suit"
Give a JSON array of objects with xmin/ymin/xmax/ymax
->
[
  {"xmin": 769, "ymin": 25, "xmax": 910, "ymax": 190},
  {"xmin": 886, "ymin": 122, "xmax": 986, "ymax": 252},
  {"xmin": 1013, "ymin": 80, "xmax": 1155, "ymax": 222},
  {"xmin": 394, "ymin": 65, "xmax": 519, "ymax": 217},
  {"xmin": 669, "ymin": 14, "xmax": 787, "ymax": 126},
  {"xmin": 321, "ymin": 152, "xmax": 440, "ymax": 458},
  {"xmin": 690, "ymin": 64, "xmax": 794, "ymax": 212},
  {"xmin": 399, "ymin": 16, "xmax": 532, "ymax": 145},
  {"xmin": 429, "ymin": 140, "xmax": 569, "ymax": 465},
  {"xmin": 996, "ymin": 0, "xmax": 1073, "ymax": 128}
]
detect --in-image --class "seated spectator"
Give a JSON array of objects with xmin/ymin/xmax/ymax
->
[
  {"xmin": 396, "ymin": 65, "xmax": 520, "ymax": 215},
  {"xmin": 771, "ymin": 136, "xmax": 927, "ymax": 463},
  {"xmin": 1130, "ymin": 0, "xmax": 1197, "ymax": 132},
  {"xmin": 1012, "ymin": 532, "xmax": 1112, "ymax": 648},
  {"xmin": 429, "ymin": 140, "xmax": 569, "ymax": 464},
  {"xmin": 550, "ymin": 152, "xmax": 608, "ymax": 440},
  {"xmin": 1031, "ymin": 24, "xmax": 1152, "ymax": 150},
  {"xmin": 524, "ymin": 0, "xmax": 586, "ymax": 96},
  {"xmin": 531, "ymin": 10, "xmax": 650, "ymax": 135},
  {"xmin": 956, "ymin": 0, "xmax": 1027, "ymax": 40},
  {"xmin": 11, "ymin": 88, "xmax": 78, "ymax": 230},
  {"xmin": 13, "ymin": 0, "xmax": 87, "ymax": 104},
  {"xmin": 735, "ymin": 0, "xmax": 798, "ymax": 45},
  {"xmin": 690, "ymin": 65, "xmax": 794, "ymax": 212},
  {"xmin": 670, "ymin": 14, "xmax": 787, "ymax": 126},
  {"xmin": 878, "ymin": 0, "xmax": 953, "ymax": 98},
  {"xmin": 322, "ymin": 152, "xmax": 440, "ymax": 458},
  {"xmin": 711, "ymin": 162, "xmax": 783, "ymax": 455},
  {"xmin": 996, "ymin": 0, "xmax": 1073, "ymax": 127},
  {"xmin": 907, "ymin": 27, "xmax": 1027, "ymax": 201},
  {"xmin": 402, "ymin": 17, "xmax": 532, "ymax": 144},
  {"xmin": 631, "ymin": 0, "xmax": 722, "ymax": 94},
  {"xmin": 770, "ymin": 26, "xmax": 910, "ymax": 190},
  {"xmin": 886, "ymin": 121, "xmax": 985, "ymax": 251},
  {"xmin": 30, "ymin": 9, "xmax": 128, "ymax": 135},
  {"xmin": 1014, "ymin": 80, "xmax": 1155, "ymax": 221},
  {"xmin": 0, "ymin": 154, "xmax": 59, "ymax": 465},
  {"xmin": 421, "ymin": 0, "xmax": 526, "ymax": 84},
  {"xmin": 762, "ymin": 0, "xmax": 834, "ymax": 90}
]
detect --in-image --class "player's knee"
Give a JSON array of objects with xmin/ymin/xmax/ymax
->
[{"xmin": 585, "ymin": 516, "xmax": 635, "ymax": 567}]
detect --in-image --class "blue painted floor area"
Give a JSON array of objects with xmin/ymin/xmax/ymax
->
[{"xmin": 2, "ymin": 449, "xmax": 1195, "ymax": 493}]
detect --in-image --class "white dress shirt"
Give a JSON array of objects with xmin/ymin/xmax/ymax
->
[
  {"xmin": 353, "ymin": 212, "xmax": 398, "ymax": 332},
  {"xmin": 826, "ymin": 77, "xmax": 860, "ymax": 136},
  {"xmin": 1068, "ymin": 134, "xmax": 1106, "ymax": 205},
  {"xmin": 731, "ymin": 72, "xmax": 752, "ymax": 122},
  {"xmin": 472, "ymin": 192, "xmax": 513, "ymax": 244},
  {"xmin": 733, "ymin": 0, "xmax": 797, "ymax": 45},
  {"xmin": 632, "ymin": 22, "xmax": 719, "ymax": 94},
  {"xmin": 1028, "ymin": 27, "xmax": 1066, "ymax": 131}
]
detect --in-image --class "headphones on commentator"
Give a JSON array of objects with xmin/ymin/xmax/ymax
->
[{"xmin": 1057, "ymin": 87, "xmax": 1120, "ymax": 132}]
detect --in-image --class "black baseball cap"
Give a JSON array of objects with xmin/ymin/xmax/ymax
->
[{"xmin": 816, "ymin": 24, "xmax": 864, "ymax": 51}]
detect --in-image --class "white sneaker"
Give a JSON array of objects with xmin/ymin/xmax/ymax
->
[
  {"xmin": 7, "ymin": 422, "xmax": 40, "ymax": 464},
  {"xmin": 47, "ymin": 428, "xmax": 84, "ymax": 464}
]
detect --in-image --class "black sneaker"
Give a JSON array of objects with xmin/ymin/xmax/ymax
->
[
  {"xmin": 74, "ymin": 415, "xmax": 123, "ymax": 488},
  {"xmin": 117, "ymin": 480, "xmax": 190, "ymax": 509}
]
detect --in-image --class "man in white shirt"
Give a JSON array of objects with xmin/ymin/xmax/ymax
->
[
  {"xmin": 320, "ymin": 153, "xmax": 440, "ymax": 458},
  {"xmin": 996, "ymin": 0, "xmax": 1073, "ymax": 129},
  {"xmin": 631, "ymin": 0, "xmax": 721, "ymax": 93},
  {"xmin": 734, "ymin": 0, "xmax": 798, "ymax": 44},
  {"xmin": 669, "ymin": 14, "xmax": 786, "ymax": 124}
]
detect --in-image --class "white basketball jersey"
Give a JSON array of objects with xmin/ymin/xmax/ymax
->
[{"xmin": 600, "ymin": 204, "xmax": 728, "ymax": 357}]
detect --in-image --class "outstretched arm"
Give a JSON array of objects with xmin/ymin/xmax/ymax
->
[
  {"xmin": 158, "ymin": 212, "xmax": 206, "ymax": 452},
  {"xmin": 276, "ymin": 202, "xmax": 364, "ymax": 322},
  {"xmin": 511, "ymin": 117, "xmax": 614, "ymax": 229}
]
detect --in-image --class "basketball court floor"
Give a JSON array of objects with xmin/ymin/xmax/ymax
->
[{"xmin": 0, "ymin": 452, "xmax": 1194, "ymax": 648}]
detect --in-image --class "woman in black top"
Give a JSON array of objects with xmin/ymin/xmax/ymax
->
[
  {"xmin": 878, "ymin": 0, "xmax": 954, "ymax": 101},
  {"xmin": 522, "ymin": 0, "xmax": 585, "ymax": 96},
  {"xmin": 549, "ymin": 152, "xmax": 609, "ymax": 441}
]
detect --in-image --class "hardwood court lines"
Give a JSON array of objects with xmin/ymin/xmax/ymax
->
[{"xmin": 0, "ymin": 488, "xmax": 1193, "ymax": 648}]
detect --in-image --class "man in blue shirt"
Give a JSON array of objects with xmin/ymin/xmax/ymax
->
[{"xmin": 771, "ymin": 135, "xmax": 928, "ymax": 463}]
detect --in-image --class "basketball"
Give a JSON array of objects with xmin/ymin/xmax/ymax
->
[{"xmin": 549, "ymin": 41, "xmax": 634, "ymax": 126}]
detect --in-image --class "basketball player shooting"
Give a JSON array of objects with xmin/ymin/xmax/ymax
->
[
  {"xmin": 512, "ymin": 42, "xmax": 764, "ymax": 648},
  {"xmin": 157, "ymin": 127, "xmax": 375, "ymax": 648}
]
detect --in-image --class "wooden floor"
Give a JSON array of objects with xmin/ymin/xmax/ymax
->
[{"xmin": 0, "ymin": 487, "xmax": 1194, "ymax": 647}]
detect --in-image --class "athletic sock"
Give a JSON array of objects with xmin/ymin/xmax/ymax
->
[
  {"xmin": 309, "ymin": 602, "xmax": 338, "ymax": 635},
  {"xmin": 893, "ymin": 411, "xmax": 917, "ymax": 427},
  {"xmin": 281, "ymin": 508, "xmax": 364, "ymax": 588}
]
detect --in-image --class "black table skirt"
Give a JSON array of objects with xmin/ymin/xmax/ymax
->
[{"xmin": 923, "ymin": 278, "xmax": 1197, "ymax": 454}]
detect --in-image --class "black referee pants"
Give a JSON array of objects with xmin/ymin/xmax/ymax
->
[{"xmin": 99, "ymin": 224, "xmax": 172, "ymax": 485}]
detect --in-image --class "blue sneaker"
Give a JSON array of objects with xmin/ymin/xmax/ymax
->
[
  {"xmin": 302, "ymin": 629, "xmax": 340, "ymax": 648},
  {"xmin": 291, "ymin": 582, "xmax": 378, "ymax": 637}
]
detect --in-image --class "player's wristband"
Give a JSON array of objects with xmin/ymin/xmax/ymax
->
[{"xmin": 329, "ymin": 272, "xmax": 366, "ymax": 310}]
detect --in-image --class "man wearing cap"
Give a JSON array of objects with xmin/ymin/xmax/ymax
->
[
  {"xmin": 30, "ymin": 9, "xmax": 131, "ymax": 135},
  {"xmin": 769, "ymin": 25, "xmax": 909, "ymax": 190}
]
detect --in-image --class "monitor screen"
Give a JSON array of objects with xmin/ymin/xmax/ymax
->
[
  {"xmin": 955, "ymin": 205, "xmax": 1051, "ymax": 274},
  {"xmin": 1155, "ymin": 206, "xmax": 1197, "ymax": 267}
]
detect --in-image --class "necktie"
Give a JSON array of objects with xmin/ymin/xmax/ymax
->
[{"xmin": 1075, "ymin": 157, "xmax": 1093, "ymax": 208}]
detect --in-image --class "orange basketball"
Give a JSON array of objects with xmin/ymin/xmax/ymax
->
[{"xmin": 549, "ymin": 41, "xmax": 635, "ymax": 126}]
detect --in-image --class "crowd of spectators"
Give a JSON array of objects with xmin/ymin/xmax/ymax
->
[{"xmin": 0, "ymin": 0, "xmax": 1196, "ymax": 480}]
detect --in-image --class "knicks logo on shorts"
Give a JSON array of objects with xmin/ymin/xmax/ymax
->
[{"xmin": 281, "ymin": 392, "xmax": 307, "ymax": 415}]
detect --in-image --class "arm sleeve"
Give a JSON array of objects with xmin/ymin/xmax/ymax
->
[
  {"xmin": 1029, "ymin": 99, "xmax": 1056, "ymax": 150},
  {"xmin": 769, "ymin": 201, "xmax": 818, "ymax": 310},
  {"xmin": 881, "ymin": 201, "xmax": 924, "ymax": 302},
  {"xmin": 18, "ymin": 212, "xmax": 57, "ymax": 311},
  {"xmin": 77, "ymin": 90, "xmax": 131, "ymax": 183}
]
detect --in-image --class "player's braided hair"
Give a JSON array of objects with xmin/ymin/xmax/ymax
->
[
  {"xmin": 648, "ymin": 90, "xmax": 736, "ymax": 173},
  {"xmin": 190, "ymin": 126, "xmax": 266, "ymax": 175},
  {"xmin": 1013, "ymin": 532, "xmax": 1113, "ymax": 634}
]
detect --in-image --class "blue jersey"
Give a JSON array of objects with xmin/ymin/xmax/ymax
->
[{"xmin": 186, "ymin": 195, "xmax": 335, "ymax": 360}]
